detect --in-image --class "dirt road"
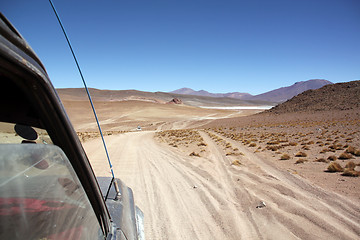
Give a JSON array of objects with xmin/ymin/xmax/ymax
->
[{"xmin": 84, "ymin": 131, "xmax": 360, "ymax": 240}]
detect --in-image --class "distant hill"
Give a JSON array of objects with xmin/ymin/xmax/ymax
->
[
  {"xmin": 171, "ymin": 79, "xmax": 333, "ymax": 103},
  {"xmin": 250, "ymin": 79, "xmax": 333, "ymax": 102},
  {"xmin": 171, "ymin": 88, "xmax": 252, "ymax": 99},
  {"xmin": 57, "ymin": 88, "xmax": 274, "ymax": 108},
  {"xmin": 266, "ymin": 80, "xmax": 360, "ymax": 114}
]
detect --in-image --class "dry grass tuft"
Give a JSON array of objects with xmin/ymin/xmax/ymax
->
[
  {"xmin": 189, "ymin": 152, "xmax": 200, "ymax": 157},
  {"xmin": 342, "ymin": 169, "xmax": 360, "ymax": 177},
  {"xmin": 231, "ymin": 160, "xmax": 242, "ymax": 166},
  {"xmin": 346, "ymin": 146, "xmax": 360, "ymax": 157},
  {"xmin": 354, "ymin": 149, "xmax": 360, "ymax": 157},
  {"xmin": 327, "ymin": 162, "xmax": 343, "ymax": 172},
  {"xmin": 345, "ymin": 161, "xmax": 356, "ymax": 170},
  {"xmin": 338, "ymin": 152, "xmax": 353, "ymax": 160},
  {"xmin": 295, "ymin": 152, "xmax": 307, "ymax": 157},
  {"xmin": 314, "ymin": 158, "xmax": 329, "ymax": 163},
  {"xmin": 226, "ymin": 151, "xmax": 243, "ymax": 156},
  {"xmin": 346, "ymin": 146, "xmax": 356, "ymax": 154},
  {"xmin": 327, "ymin": 155, "xmax": 337, "ymax": 161},
  {"xmin": 280, "ymin": 154, "xmax": 290, "ymax": 160},
  {"xmin": 295, "ymin": 159, "xmax": 308, "ymax": 164}
]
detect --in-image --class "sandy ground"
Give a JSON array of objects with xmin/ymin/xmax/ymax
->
[
  {"xmin": 61, "ymin": 100, "xmax": 258, "ymax": 132},
  {"xmin": 60, "ymin": 98, "xmax": 360, "ymax": 239},
  {"xmin": 83, "ymin": 130, "xmax": 360, "ymax": 240}
]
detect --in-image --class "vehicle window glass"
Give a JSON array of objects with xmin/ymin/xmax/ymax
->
[
  {"xmin": 0, "ymin": 122, "xmax": 52, "ymax": 144},
  {"xmin": 0, "ymin": 144, "xmax": 103, "ymax": 239}
]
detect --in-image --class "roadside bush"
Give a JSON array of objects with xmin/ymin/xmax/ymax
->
[
  {"xmin": 189, "ymin": 152, "xmax": 200, "ymax": 157},
  {"xmin": 354, "ymin": 150, "xmax": 360, "ymax": 157},
  {"xmin": 327, "ymin": 162, "xmax": 343, "ymax": 172},
  {"xmin": 339, "ymin": 152, "xmax": 353, "ymax": 160},
  {"xmin": 346, "ymin": 146, "xmax": 356, "ymax": 154},
  {"xmin": 295, "ymin": 152, "xmax": 307, "ymax": 157},
  {"xmin": 295, "ymin": 159, "xmax": 308, "ymax": 164},
  {"xmin": 231, "ymin": 160, "xmax": 242, "ymax": 166},
  {"xmin": 327, "ymin": 155, "xmax": 337, "ymax": 161},
  {"xmin": 280, "ymin": 154, "xmax": 290, "ymax": 160},
  {"xmin": 345, "ymin": 161, "xmax": 356, "ymax": 170},
  {"xmin": 314, "ymin": 158, "xmax": 329, "ymax": 163},
  {"xmin": 342, "ymin": 169, "xmax": 360, "ymax": 177}
]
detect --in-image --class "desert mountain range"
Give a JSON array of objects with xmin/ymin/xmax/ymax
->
[
  {"xmin": 57, "ymin": 88, "xmax": 274, "ymax": 108},
  {"xmin": 171, "ymin": 79, "xmax": 333, "ymax": 102},
  {"xmin": 57, "ymin": 79, "xmax": 334, "ymax": 108},
  {"xmin": 266, "ymin": 80, "xmax": 360, "ymax": 114}
]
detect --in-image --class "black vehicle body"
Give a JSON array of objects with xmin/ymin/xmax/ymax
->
[{"xmin": 0, "ymin": 13, "xmax": 144, "ymax": 240}]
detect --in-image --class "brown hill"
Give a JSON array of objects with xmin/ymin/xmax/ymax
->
[
  {"xmin": 171, "ymin": 79, "xmax": 332, "ymax": 102},
  {"xmin": 250, "ymin": 79, "xmax": 332, "ymax": 102},
  {"xmin": 57, "ymin": 88, "xmax": 274, "ymax": 108},
  {"xmin": 266, "ymin": 80, "xmax": 360, "ymax": 114}
]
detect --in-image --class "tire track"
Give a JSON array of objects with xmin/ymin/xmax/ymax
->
[{"xmin": 84, "ymin": 131, "xmax": 360, "ymax": 240}]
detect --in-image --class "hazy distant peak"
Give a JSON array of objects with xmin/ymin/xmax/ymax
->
[
  {"xmin": 171, "ymin": 88, "xmax": 198, "ymax": 95},
  {"xmin": 294, "ymin": 79, "xmax": 332, "ymax": 84},
  {"xmin": 170, "ymin": 88, "xmax": 252, "ymax": 99},
  {"xmin": 250, "ymin": 79, "xmax": 333, "ymax": 102}
]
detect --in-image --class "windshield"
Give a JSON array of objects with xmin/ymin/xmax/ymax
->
[{"xmin": 0, "ymin": 144, "xmax": 103, "ymax": 239}]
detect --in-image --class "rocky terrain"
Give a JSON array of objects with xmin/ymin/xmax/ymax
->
[{"xmin": 266, "ymin": 80, "xmax": 360, "ymax": 113}]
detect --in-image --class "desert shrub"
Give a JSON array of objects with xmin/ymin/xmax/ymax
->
[
  {"xmin": 345, "ymin": 161, "xmax": 356, "ymax": 170},
  {"xmin": 280, "ymin": 154, "xmax": 290, "ymax": 160},
  {"xmin": 249, "ymin": 143, "xmax": 257, "ymax": 147},
  {"xmin": 295, "ymin": 159, "xmax": 308, "ymax": 164},
  {"xmin": 225, "ymin": 142, "xmax": 233, "ymax": 148},
  {"xmin": 341, "ymin": 169, "xmax": 360, "ymax": 177},
  {"xmin": 346, "ymin": 146, "xmax": 358, "ymax": 154},
  {"xmin": 327, "ymin": 162, "xmax": 343, "ymax": 172},
  {"xmin": 267, "ymin": 141, "xmax": 279, "ymax": 145},
  {"xmin": 295, "ymin": 152, "xmax": 307, "ymax": 157},
  {"xmin": 329, "ymin": 144, "xmax": 343, "ymax": 150},
  {"xmin": 197, "ymin": 142, "xmax": 207, "ymax": 147},
  {"xmin": 327, "ymin": 155, "xmax": 337, "ymax": 161},
  {"xmin": 354, "ymin": 150, "xmax": 360, "ymax": 157},
  {"xmin": 302, "ymin": 146, "xmax": 310, "ymax": 150},
  {"xmin": 338, "ymin": 152, "xmax": 353, "ymax": 160},
  {"xmin": 266, "ymin": 145, "xmax": 282, "ymax": 151},
  {"xmin": 314, "ymin": 158, "xmax": 329, "ymax": 163},
  {"xmin": 244, "ymin": 140, "xmax": 251, "ymax": 145},
  {"xmin": 231, "ymin": 160, "xmax": 242, "ymax": 166},
  {"xmin": 320, "ymin": 148, "xmax": 328, "ymax": 153},
  {"xmin": 189, "ymin": 152, "xmax": 200, "ymax": 157},
  {"xmin": 289, "ymin": 142, "xmax": 298, "ymax": 146}
]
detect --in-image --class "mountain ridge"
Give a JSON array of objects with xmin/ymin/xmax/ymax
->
[
  {"xmin": 265, "ymin": 80, "xmax": 360, "ymax": 114},
  {"xmin": 171, "ymin": 79, "xmax": 333, "ymax": 102}
]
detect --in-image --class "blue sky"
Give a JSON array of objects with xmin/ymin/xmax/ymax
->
[{"xmin": 2, "ymin": 0, "xmax": 360, "ymax": 95}]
